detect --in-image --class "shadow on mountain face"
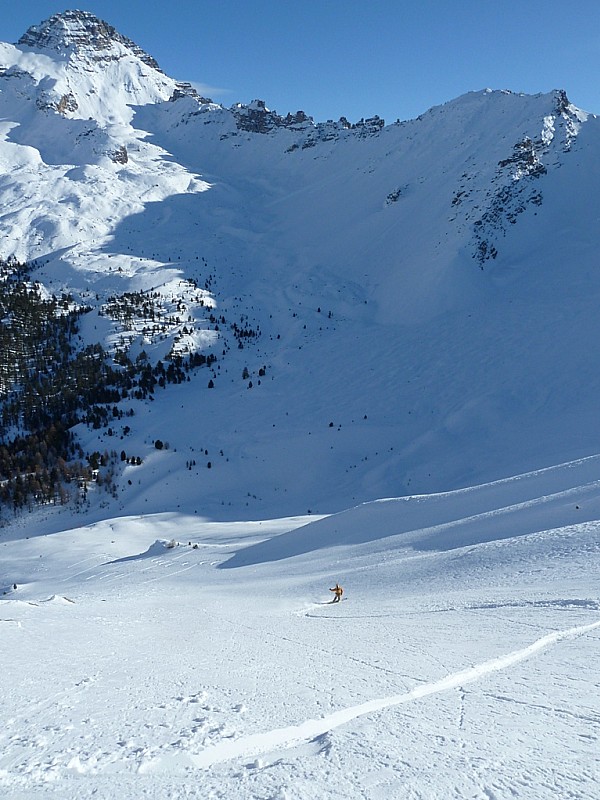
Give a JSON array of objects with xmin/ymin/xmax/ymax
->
[
  {"xmin": 98, "ymin": 177, "xmax": 270, "ymax": 292},
  {"xmin": 101, "ymin": 192, "xmax": 211, "ymax": 267}
]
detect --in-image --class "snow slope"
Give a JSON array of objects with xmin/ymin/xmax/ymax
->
[
  {"xmin": 1, "ymin": 458, "xmax": 599, "ymax": 798},
  {"xmin": 2, "ymin": 13, "xmax": 600, "ymax": 520},
  {"xmin": 65, "ymin": 85, "xmax": 600, "ymax": 518},
  {"xmin": 2, "ymin": 14, "xmax": 599, "ymax": 799}
]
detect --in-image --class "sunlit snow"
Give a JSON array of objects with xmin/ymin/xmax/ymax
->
[{"xmin": 1, "ymin": 12, "xmax": 600, "ymax": 799}]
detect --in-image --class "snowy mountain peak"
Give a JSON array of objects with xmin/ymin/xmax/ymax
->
[
  {"xmin": 5, "ymin": 10, "xmax": 185, "ymax": 125},
  {"xmin": 17, "ymin": 9, "xmax": 162, "ymax": 71}
]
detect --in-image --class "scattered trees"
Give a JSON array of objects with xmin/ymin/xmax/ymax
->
[{"xmin": 0, "ymin": 258, "xmax": 217, "ymax": 514}]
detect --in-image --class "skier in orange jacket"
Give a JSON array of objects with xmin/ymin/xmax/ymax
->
[{"xmin": 330, "ymin": 583, "xmax": 344, "ymax": 603}]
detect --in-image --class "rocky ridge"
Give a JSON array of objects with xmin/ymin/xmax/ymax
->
[{"xmin": 18, "ymin": 9, "xmax": 162, "ymax": 70}]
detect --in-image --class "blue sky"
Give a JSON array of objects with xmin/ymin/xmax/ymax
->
[{"xmin": 5, "ymin": 1, "xmax": 600, "ymax": 123}]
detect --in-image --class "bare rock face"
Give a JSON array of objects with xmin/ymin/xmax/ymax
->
[
  {"xmin": 109, "ymin": 144, "xmax": 128, "ymax": 164},
  {"xmin": 232, "ymin": 99, "xmax": 313, "ymax": 133},
  {"xmin": 18, "ymin": 9, "xmax": 162, "ymax": 71},
  {"xmin": 56, "ymin": 93, "xmax": 79, "ymax": 114}
]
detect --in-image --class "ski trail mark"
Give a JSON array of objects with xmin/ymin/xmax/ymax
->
[{"xmin": 189, "ymin": 619, "xmax": 600, "ymax": 769}]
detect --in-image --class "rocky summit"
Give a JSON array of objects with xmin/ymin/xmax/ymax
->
[{"xmin": 17, "ymin": 9, "xmax": 162, "ymax": 69}]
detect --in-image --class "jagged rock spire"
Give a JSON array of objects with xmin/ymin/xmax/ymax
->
[{"xmin": 17, "ymin": 9, "xmax": 162, "ymax": 71}]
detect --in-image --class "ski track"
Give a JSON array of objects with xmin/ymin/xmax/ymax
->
[
  {"xmin": 60, "ymin": 548, "xmax": 208, "ymax": 591},
  {"xmin": 143, "ymin": 619, "xmax": 600, "ymax": 772},
  {"xmin": 59, "ymin": 555, "xmax": 109, "ymax": 582}
]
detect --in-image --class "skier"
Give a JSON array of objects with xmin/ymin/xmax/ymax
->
[{"xmin": 329, "ymin": 583, "xmax": 343, "ymax": 603}]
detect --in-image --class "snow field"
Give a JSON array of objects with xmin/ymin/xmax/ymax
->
[
  {"xmin": 1, "ymin": 16, "xmax": 600, "ymax": 798},
  {"xmin": 1, "ymin": 465, "xmax": 599, "ymax": 799}
]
